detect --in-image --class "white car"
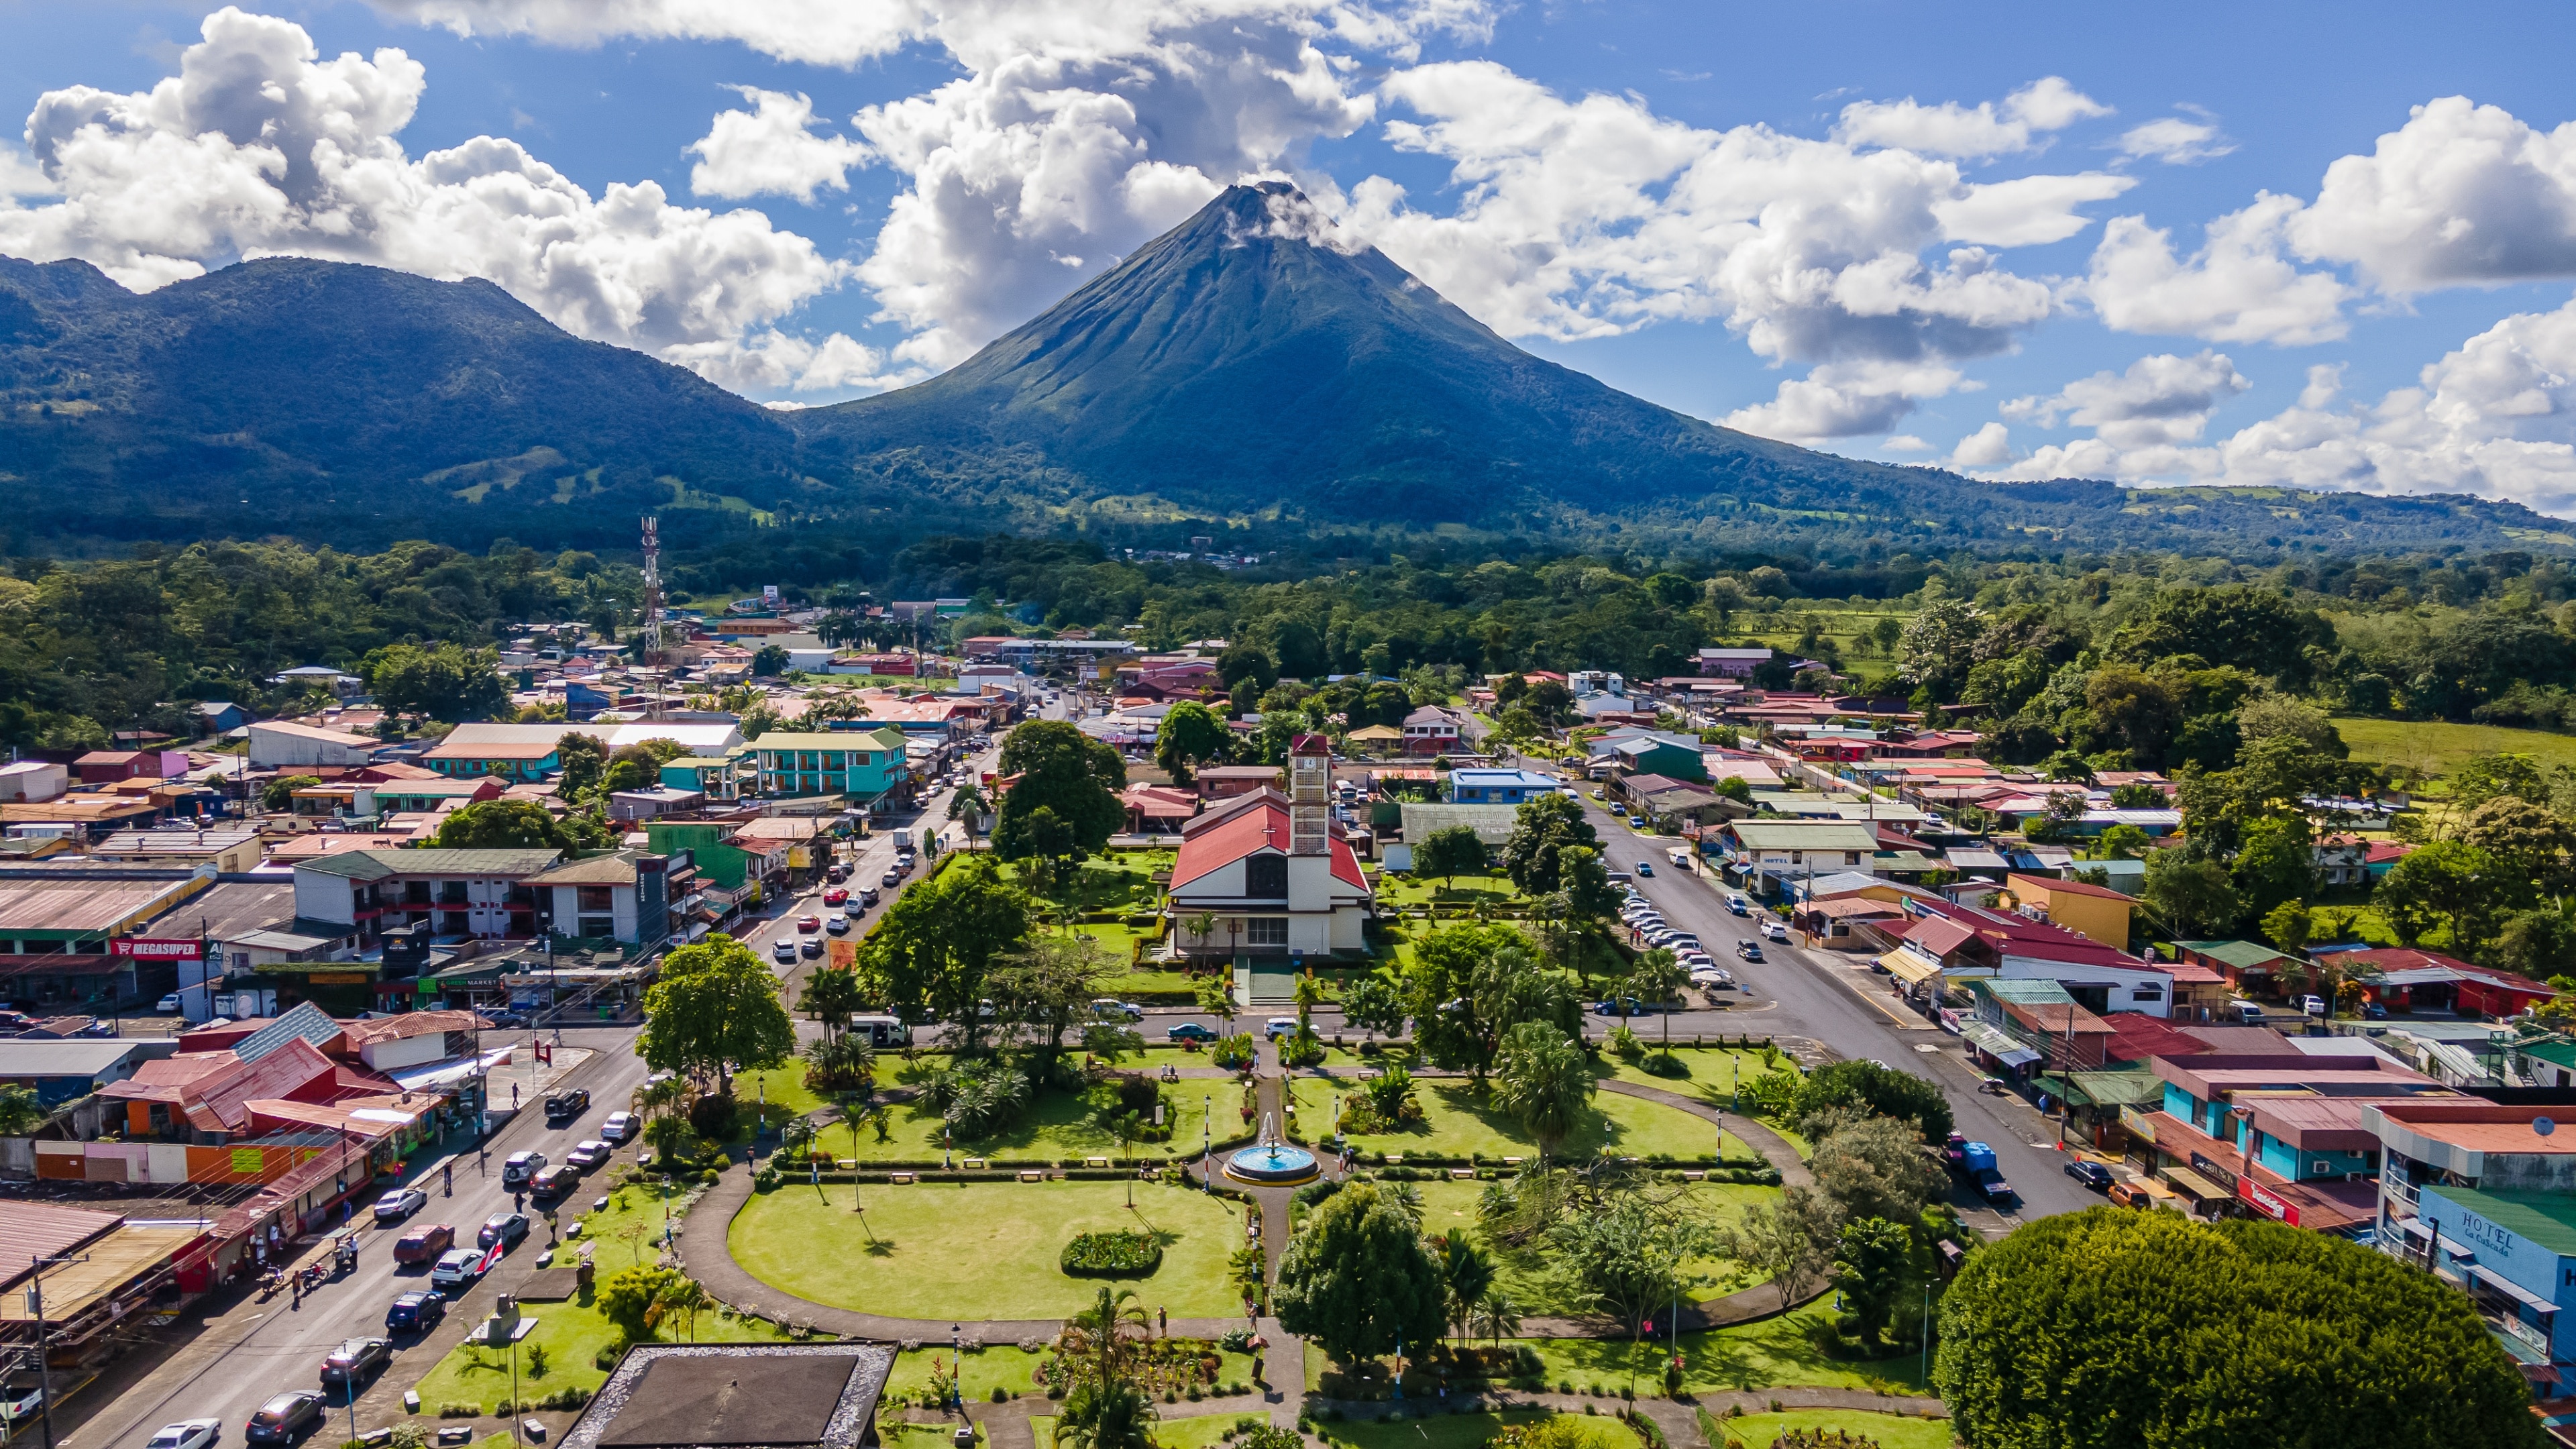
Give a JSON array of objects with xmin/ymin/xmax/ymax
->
[
  {"xmin": 600, "ymin": 1111, "xmax": 639, "ymax": 1143},
  {"xmin": 148, "ymin": 1420, "xmax": 221, "ymax": 1449},
  {"xmin": 429, "ymin": 1248, "xmax": 486, "ymax": 1291},
  {"xmin": 772, "ymin": 938, "xmax": 797, "ymax": 964},
  {"xmin": 1762, "ymin": 920, "xmax": 1789, "ymax": 942},
  {"xmin": 566, "ymin": 1140, "xmax": 614, "ymax": 1169}
]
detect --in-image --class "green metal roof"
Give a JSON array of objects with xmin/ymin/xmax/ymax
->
[
  {"xmin": 2174, "ymin": 938, "xmax": 2296, "ymax": 971},
  {"xmin": 2038, "ymin": 1071, "xmax": 2167, "ymax": 1108},
  {"xmin": 1969, "ymin": 977, "xmax": 2078, "ymax": 1004},
  {"xmin": 295, "ymin": 848, "xmax": 564, "ymax": 879},
  {"xmin": 2432, "ymin": 1185, "xmax": 2576, "ymax": 1258}
]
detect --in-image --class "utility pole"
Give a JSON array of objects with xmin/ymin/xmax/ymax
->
[{"xmin": 25, "ymin": 1251, "xmax": 86, "ymax": 1449}]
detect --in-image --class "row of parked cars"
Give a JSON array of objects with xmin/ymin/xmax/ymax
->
[{"xmin": 1618, "ymin": 890, "xmax": 1742, "ymax": 987}]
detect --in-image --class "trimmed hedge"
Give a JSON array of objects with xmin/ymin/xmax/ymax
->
[{"xmin": 1061, "ymin": 1229, "xmax": 1163, "ymax": 1276}]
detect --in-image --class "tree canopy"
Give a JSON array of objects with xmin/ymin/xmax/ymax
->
[
  {"xmin": 1272, "ymin": 1181, "xmax": 1448, "ymax": 1364},
  {"xmin": 994, "ymin": 720, "xmax": 1126, "ymax": 861},
  {"xmin": 857, "ymin": 856, "xmax": 1030, "ymax": 1044},
  {"xmin": 433, "ymin": 799, "xmax": 570, "ymax": 851},
  {"xmin": 1936, "ymin": 1209, "xmax": 2544, "ymax": 1449},
  {"xmin": 638, "ymin": 935, "xmax": 796, "ymax": 1097},
  {"xmin": 1152, "ymin": 701, "xmax": 1232, "ymax": 786}
]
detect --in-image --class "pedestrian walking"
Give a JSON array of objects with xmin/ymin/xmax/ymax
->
[
  {"xmin": 1158, "ymin": 1305, "xmax": 1167, "ymax": 1337},
  {"xmin": 443, "ymin": 1162, "xmax": 453, "ymax": 1195}
]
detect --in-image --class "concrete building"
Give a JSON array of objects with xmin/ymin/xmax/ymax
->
[
  {"xmin": 246, "ymin": 720, "xmax": 383, "ymax": 769},
  {"xmin": 0, "ymin": 761, "xmax": 69, "ymax": 803},
  {"xmin": 1446, "ymin": 768, "xmax": 1560, "ymax": 805},
  {"xmin": 2371, "ymin": 1102, "xmax": 2576, "ymax": 1374},
  {"xmin": 291, "ymin": 849, "xmax": 561, "ymax": 945},
  {"xmin": 745, "ymin": 729, "xmax": 909, "ymax": 804},
  {"xmin": 1166, "ymin": 735, "xmax": 1372, "ymax": 959},
  {"xmin": 1996, "ymin": 873, "xmax": 2137, "ymax": 951},
  {"xmin": 525, "ymin": 851, "xmax": 695, "ymax": 947},
  {"xmin": 85, "ymin": 826, "xmax": 266, "ymax": 874}
]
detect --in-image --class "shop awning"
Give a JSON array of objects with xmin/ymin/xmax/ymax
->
[
  {"xmin": 1877, "ymin": 950, "xmax": 1943, "ymax": 985},
  {"xmin": 2471, "ymin": 1264, "xmax": 2560, "ymax": 1316},
  {"xmin": 1960, "ymin": 1020, "xmax": 2042, "ymax": 1067},
  {"xmin": 2039, "ymin": 1071, "xmax": 2167, "ymax": 1108},
  {"xmin": 2161, "ymin": 1166, "xmax": 2229, "ymax": 1200}
]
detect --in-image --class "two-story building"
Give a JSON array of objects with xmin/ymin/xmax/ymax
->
[
  {"xmin": 1166, "ymin": 736, "xmax": 1373, "ymax": 959},
  {"xmin": 1713, "ymin": 820, "xmax": 1882, "ymax": 894},
  {"xmin": 745, "ymin": 729, "xmax": 910, "ymax": 805},
  {"xmin": 524, "ymin": 850, "xmax": 694, "ymax": 948},
  {"xmin": 2370, "ymin": 1102, "xmax": 2576, "ymax": 1375},
  {"xmin": 290, "ymin": 849, "xmax": 561, "ymax": 947},
  {"xmin": 1400, "ymin": 706, "xmax": 1462, "ymax": 757},
  {"xmin": 2141, "ymin": 1048, "xmax": 2459, "ymax": 1230},
  {"xmin": 1995, "ymin": 873, "xmax": 2137, "ymax": 951}
]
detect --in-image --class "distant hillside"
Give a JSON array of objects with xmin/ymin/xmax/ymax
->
[
  {"xmin": 0, "ymin": 254, "xmax": 799, "ymax": 550},
  {"xmin": 1, "ymin": 210, "xmax": 2567, "ymax": 558}
]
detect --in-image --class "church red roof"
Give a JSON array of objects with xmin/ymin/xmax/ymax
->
[{"xmin": 1169, "ymin": 801, "xmax": 1367, "ymax": 891}]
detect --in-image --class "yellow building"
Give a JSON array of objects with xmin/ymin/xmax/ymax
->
[{"xmin": 2000, "ymin": 873, "xmax": 2136, "ymax": 951}]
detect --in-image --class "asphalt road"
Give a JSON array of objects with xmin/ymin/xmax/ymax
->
[{"xmin": 60, "ymin": 1026, "xmax": 654, "ymax": 1449}]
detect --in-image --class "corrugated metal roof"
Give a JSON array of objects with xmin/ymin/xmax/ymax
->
[
  {"xmin": 0, "ymin": 878, "xmax": 193, "ymax": 933},
  {"xmin": 233, "ymin": 1002, "xmax": 345, "ymax": 1064},
  {"xmin": 0, "ymin": 1202, "xmax": 127, "ymax": 1294}
]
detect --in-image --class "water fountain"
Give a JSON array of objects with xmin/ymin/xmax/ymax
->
[{"xmin": 1223, "ymin": 1112, "xmax": 1320, "ymax": 1185}]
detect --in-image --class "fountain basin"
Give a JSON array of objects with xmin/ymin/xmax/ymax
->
[{"xmin": 1224, "ymin": 1142, "xmax": 1320, "ymax": 1185}]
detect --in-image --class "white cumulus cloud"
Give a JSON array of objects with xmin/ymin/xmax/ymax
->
[
  {"xmin": 2289, "ymin": 95, "xmax": 2576, "ymax": 292},
  {"xmin": 687, "ymin": 87, "xmax": 871, "ymax": 203},
  {"xmin": 2082, "ymin": 193, "xmax": 2351, "ymax": 345},
  {"xmin": 2001, "ymin": 350, "xmax": 2250, "ymax": 447},
  {"xmin": 0, "ymin": 6, "xmax": 873, "ymax": 394},
  {"xmin": 1832, "ymin": 76, "xmax": 2110, "ymax": 160}
]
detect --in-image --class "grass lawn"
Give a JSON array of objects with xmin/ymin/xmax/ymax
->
[
  {"xmin": 1405, "ymin": 1179, "xmax": 1780, "ymax": 1307},
  {"xmin": 741, "ymin": 1076, "xmax": 1174, "ymax": 1162},
  {"xmin": 407, "ymin": 1287, "xmax": 794, "ymax": 1411},
  {"xmin": 1591, "ymin": 1048, "xmax": 1800, "ymax": 1097},
  {"xmin": 728, "ymin": 1179, "xmax": 1250, "ymax": 1318},
  {"xmin": 1374, "ymin": 874, "xmax": 1539, "ymax": 913},
  {"xmin": 1701, "ymin": 1409, "xmax": 1953, "ymax": 1449},
  {"xmin": 1316, "ymin": 1410, "xmax": 1640, "ymax": 1449},
  {"xmin": 2331, "ymin": 716, "xmax": 2576, "ymax": 788},
  {"xmin": 1030, "ymin": 1411, "xmax": 1267, "ymax": 1449},
  {"xmin": 1523, "ymin": 1305, "xmax": 1929, "ymax": 1396},
  {"xmin": 894, "ymin": 1347, "xmax": 1260, "ymax": 1407},
  {"xmin": 1289, "ymin": 1079, "xmax": 1743, "ymax": 1161}
]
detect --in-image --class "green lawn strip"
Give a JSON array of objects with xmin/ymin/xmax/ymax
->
[
  {"xmin": 755, "ymin": 1078, "xmax": 1139, "ymax": 1163},
  {"xmin": 727, "ymin": 1180, "xmax": 1248, "ymax": 1318},
  {"xmin": 889, "ymin": 1347, "xmax": 1262, "ymax": 1406},
  {"xmin": 1591, "ymin": 1049, "xmax": 1799, "ymax": 1097},
  {"xmin": 406, "ymin": 1291, "xmax": 794, "ymax": 1410},
  {"xmin": 1030, "ymin": 1411, "xmax": 1263, "ymax": 1449},
  {"xmin": 1525, "ymin": 1305, "xmax": 1928, "ymax": 1396},
  {"xmin": 558, "ymin": 1177, "xmax": 696, "ymax": 1269},
  {"xmin": 1289, "ymin": 1079, "xmax": 1743, "ymax": 1161},
  {"xmin": 1316, "ymin": 1409, "xmax": 1640, "ymax": 1449},
  {"xmin": 1403, "ymin": 1179, "xmax": 1779, "ymax": 1309},
  {"xmin": 1701, "ymin": 1409, "xmax": 1952, "ymax": 1449}
]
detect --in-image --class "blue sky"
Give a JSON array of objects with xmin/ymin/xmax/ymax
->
[{"xmin": 7, "ymin": 1, "xmax": 2576, "ymax": 513}]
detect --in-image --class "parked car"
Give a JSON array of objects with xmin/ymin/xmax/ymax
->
[
  {"xmin": 1956, "ymin": 1141, "xmax": 2014, "ymax": 1205},
  {"xmin": 1762, "ymin": 919, "xmax": 1788, "ymax": 943},
  {"xmin": 2361, "ymin": 1002, "xmax": 2389, "ymax": 1020},
  {"xmin": 1263, "ymin": 1016, "xmax": 1297, "ymax": 1041},
  {"xmin": 72, "ymin": 1018, "xmax": 116, "ymax": 1037},
  {"xmin": 430, "ymin": 1249, "xmax": 486, "ymax": 1291},
  {"xmin": 528, "ymin": 1165, "xmax": 580, "ymax": 1199},
  {"xmin": 1164, "ymin": 1022, "xmax": 1217, "ymax": 1043},
  {"xmin": 155, "ymin": 994, "xmax": 186, "ymax": 1014},
  {"xmin": 146, "ymin": 1420, "xmax": 221, "ymax": 1449},
  {"xmin": 1592, "ymin": 997, "xmax": 1648, "ymax": 1016},
  {"xmin": 772, "ymin": 939, "xmax": 797, "ymax": 965},
  {"xmin": 1635, "ymin": 861, "xmax": 1654, "ymax": 876},
  {"xmin": 1091, "ymin": 999, "xmax": 1145, "ymax": 1022},
  {"xmin": 2106, "ymin": 1179, "xmax": 2155, "ymax": 1209},
  {"xmin": 545, "ymin": 1088, "xmax": 590, "ymax": 1123},
  {"xmin": 1, "ymin": 1378, "xmax": 41, "ymax": 1424},
  {"xmin": 824, "ymin": 888, "xmax": 849, "ymax": 907},
  {"xmin": 796, "ymin": 915, "xmax": 822, "ymax": 934},
  {"xmin": 391, "ymin": 1223, "xmax": 454, "ymax": 1266},
  {"xmin": 370, "ymin": 1187, "xmax": 427, "ymax": 1224},
  {"xmin": 881, "ymin": 870, "xmax": 901, "ymax": 888},
  {"xmin": 500, "ymin": 1151, "xmax": 545, "ymax": 1187},
  {"xmin": 2064, "ymin": 1160, "xmax": 2115, "ymax": 1191},
  {"xmin": 825, "ymin": 864, "xmax": 849, "ymax": 884},
  {"xmin": 381, "ymin": 1284, "xmax": 443, "ymax": 1330},
  {"xmin": 243, "ymin": 1392, "xmax": 324, "ymax": 1445},
  {"xmin": 478, "ymin": 1212, "xmax": 530, "ymax": 1249},
  {"xmin": 317, "ymin": 1338, "xmax": 392, "ymax": 1388},
  {"xmin": 600, "ymin": 1111, "xmax": 639, "ymax": 1143},
  {"xmin": 567, "ymin": 1139, "xmax": 613, "ymax": 1169},
  {"xmin": 859, "ymin": 888, "xmax": 881, "ymax": 908}
]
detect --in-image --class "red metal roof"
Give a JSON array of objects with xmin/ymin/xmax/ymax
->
[
  {"xmin": 0, "ymin": 1203, "xmax": 124, "ymax": 1291},
  {"xmin": 1170, "ymin": 801, "xmax": 1366, "ymax": 891}
]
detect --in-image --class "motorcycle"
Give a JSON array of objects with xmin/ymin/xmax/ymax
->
[{"xmin": 257, "ymin": 1267, "xmax": 284, "ymax": 1300}]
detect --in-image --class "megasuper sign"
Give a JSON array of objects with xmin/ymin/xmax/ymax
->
[{"xmin": 113, "ymin": 938, "xmax": 203, "ymax": 961}]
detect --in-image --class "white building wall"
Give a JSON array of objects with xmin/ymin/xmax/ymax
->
[
  {"xmin": 248, "ymin": 722, "xmax": 380, "ymax": 769},
  {"xmin": 292, "ymin": 871, "xmax": 358, "ymax": 927},
  {"xmin": 1996, "ymin": 955, "xmax": 2174, "ymax": 1019},
  {"xmin": 361, "ymin": 1033, "xmax": 448, "ymax": 1071}
]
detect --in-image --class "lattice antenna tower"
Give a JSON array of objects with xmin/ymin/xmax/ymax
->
[{"xmin": 641, "ymin": 515, "xmax": 666, "ymax": 718}]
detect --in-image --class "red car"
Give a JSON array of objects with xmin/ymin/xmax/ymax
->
[
  {"xmin": 823, "ymin": 888, "xmax": 848, "ymax": 907},
  {"xmin": 796, "ymin": 915, "xmax": 822, "ymax": 934},
  {"xmin": 392, "ymin": 1223, "xmax": 454, "ymax": 1266}
]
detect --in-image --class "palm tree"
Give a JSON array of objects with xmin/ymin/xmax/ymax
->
[
  {"xmin": 800, "ymin": 966, "xmax": 863, "ymax": 1045},
  {"xmin": 654, "ymin": 1276, "xmax": 710, "ymax": 1342},
  {"xmin": 1469, "ymin": 1287, "xmax": 1523, "ymax": 1347},
  {"xmin": 1439, "ymin": 1228, "xmax": 1495, "ymax": 1343},
  {"xmin": 1069, "ymin": 1285, "xmax": 1152, "ymax": 1385},
  {"xmin": 1112, "ymin": 1110, "xmax": 1143, "ymax": 1208},
  {"xmin": 949, "ymin": 786, "xmax": 989, "ymax": 849},
  {"xmin": 1194, "ymin": 976, "xmax": 1238, "ymax": 1040},
  {"xmin": 1054, "ymin": 1380, "xmax": 1157, "ymax": 1449},
  {"xmin": 1630, "ymin": 948, "xmax": 1690, "ymax": 1055},
  {"xmin": 1181, "ymin": 912, "xmax": 1220, "ymax": 961},
  {"xmin": 1292, "ymin": 971, "xmax": 1324, "ymax": 1044},
  {"xmin": 1491, "ymin": 1022, "xmax": 1591, "ymax": 1164}
]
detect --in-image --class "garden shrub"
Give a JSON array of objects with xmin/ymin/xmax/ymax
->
[
  {"xmin": 1608, "ymin": 1025, "xmax": 1644, "ymax": 1061},
  {"xmin": 1059, "ymin": 1229, "xmax": 1163, "ymax": 1276}
]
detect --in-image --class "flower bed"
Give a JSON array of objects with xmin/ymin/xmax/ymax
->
[{"xmin": 1059, "ymin": 1228, "xmax": 1164, "ymax": 1276}]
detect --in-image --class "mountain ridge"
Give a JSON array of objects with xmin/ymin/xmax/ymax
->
[{"xmin": 0, "ymin": 188, "xmax": 2564, "ymax": 557}]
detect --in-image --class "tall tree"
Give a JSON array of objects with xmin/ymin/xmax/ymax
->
[
  {"xmin": 363, "ymin": 642, "xmax": 509, "ymax": 721},
  {"xmin": 1717, "ymin": 1185, "xmax": 1841, "ymax": 1313},
  {"xmin": 1546, "ymin": 1197, "xmax": 1714, "ymax": 1342},
  {"xmin": 1413, "ymin": 824, "xmax": 1488, "ymax": 884},
  {"xmin": 857, "ymin": 857, "xmax": 1030, "ymax": 1049},
  {"xmin": 1798, "ymin": 1060, "xmax": 1954, "ymax": 1142},
  {"xmin": 555, "ymin": 731, "xmax": 608, "ymax": 798},
  {"xmin": 1437, "ymin": 1228, "xmax": 1495, "ymax": 1343},
  {"xmin": 1504, "ymin": 793, "xmax": 1599, "ymax": 897},
  {"xmin": 799, "ymin": 965, "xmax": 863, "ymax": 1043},
  {"xmin": 1490, "ymin": 1020, "xmax": 1591, "ymax": 1161},
  {"xmin": 1152, "ymin": 701, "xmax": 1232, "ymax": 786},
  {"xmin": 638, "ymin": 936, "xmax": 796, "ymax": 1098},
  {"xmin": 987, "ymin": 934, "xmax": 1112, "ymax": 1082},
  {"xmin": 994, "ymin": 720, "xmax": 1126, "ymax": 860},
  {"xmin": 1273, "ymin": 1182, "xmax": 1450, "ymax": 1365},
  {"xmin": 1936, "ymin": 1210, "xmax": 2544, "ymax": 1449}
]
